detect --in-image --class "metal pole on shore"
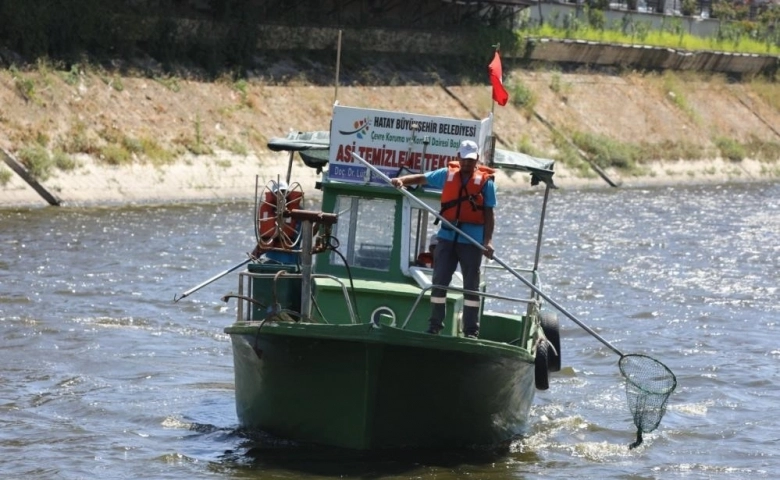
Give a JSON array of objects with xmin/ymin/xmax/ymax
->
[{"xmin": 1, "ymin": 147, "xmax": 61, "ymax": 206}]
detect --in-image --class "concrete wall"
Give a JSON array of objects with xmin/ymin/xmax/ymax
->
[{"xmin": 525, "ymin": 37, "xmax": 778, "ymax": 74}]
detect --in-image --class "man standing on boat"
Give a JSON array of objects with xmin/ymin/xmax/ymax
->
[{"xmin": 391, "ymin": 139, "xmax": 496, "ymax": 338}]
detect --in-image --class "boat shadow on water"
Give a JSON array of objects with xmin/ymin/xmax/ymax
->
[{"xmin": 216, "ymin": 428, "xmax": 541, "ymax": 477}]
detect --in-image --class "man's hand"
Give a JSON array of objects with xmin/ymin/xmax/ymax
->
[
  {"xmin": 391, "ymin": 174, "xmax": 425, "ymax": 189},
  {"xmin": 251, "ymin": 243, "xmax": 269, "ymax": 258},
  {"xmin": 483, "ymin": 241, "xmax": 494, "ymax": 259}
]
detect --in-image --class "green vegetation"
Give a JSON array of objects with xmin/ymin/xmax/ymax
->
[
  {"xmin": 0, "ymin": 166, "xmax": 12, "ymax": 186},
  {"xmin": 60, "ymin": 64, "xmax": 81, "ymax": 86},
  {"xmin": 549, "ymin": 131, "xmax": 597, "ymax": 178},
  {"xmin": 570, "ymin": 130, "xmax": 644, "ymax": 173},
  {"xmin": 745, "ymin": 136, "xmax": 780, "ymax": 162},
  {"xmin": 522, "ymin": 7, "xmax": 780, "ymax": 55},
  {"xmin": 140, "ymin": 138, "xmax": 177, "ymax": 165},
  {"xmin": 99, "ymin": 144, "xmax": 132, "ymax": 165},
  {"xmin": 549, "ymin": 71, "xmax": 572, "ymax": 96},
  {"xmin": 750, "ymin": 76, "xmax": 780, "ymax": 111},
  {"xmin": 231, "ymin": 78, "xmax": 251, "ymax": 108},
  {"xmin": 100, "ymin": 72, "xmax": 124, "ymax": 92},
  {"xmin": 525, "ymin": 124, "xmax": 778, "ymax": 174},
  {"xmin": 63, "ymin": 121, "xmax": 100, "ymax": 156},
  {"xmin": 515, "ymin": 135, "xmax": 548, "ymax": 158},
  {"xmin": 508, "ymin": 79, "xmax": 537, "ymax": 116},
  {"xmin": 154, "ymin": 75, "xmax": 181, "ymax": 92},
  {"xmin": 117, "ymin": 136, "xmax": 176, "ymax": 165},
  {"xmin": 10, "ymin": 67, "xmax": 37, "ymax": 104},
  {"xmin": 660, "ymin": 71, "xmax": 700, "ymax": 123},
  {"xmin": 18, "ymin": 144, "xmax": 54, "ymax": 180},
  {"xmin": 714, "ymin": 136, "xmax": 747, "ymax": 161},
  {"xmin": 52, "ymin": 149, "xmax": 79, "ymax": 171},
  {"xmin": 177, "ymin": 115, "xmax": 213, "ymax": 156},
  {"xmin": 640, "ymin": 139, "xmax": 711, "ymax": 161},
  {"xmin": 217, "ymin": 137, "xmax": 249, "ymax": 156}
]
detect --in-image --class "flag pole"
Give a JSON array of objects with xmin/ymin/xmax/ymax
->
[{"xmin": 334, "ymin": 29, "xmax": 342, "ymax": 104}]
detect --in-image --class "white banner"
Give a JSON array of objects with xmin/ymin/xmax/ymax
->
[{"xmin": 328, "ymin": 105, "xmax": 492, "ymax": 185}]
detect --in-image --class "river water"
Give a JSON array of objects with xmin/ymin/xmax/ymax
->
[{"xmin": 1, "ymin": 181, "xmax": 778, "ymax": 479}]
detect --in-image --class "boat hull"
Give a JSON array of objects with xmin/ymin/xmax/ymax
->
[{"xmin": 227, "ymin": 323, "xmax": 536, "ymax": 450}]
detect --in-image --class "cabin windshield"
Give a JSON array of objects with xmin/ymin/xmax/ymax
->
[{"xmin": 330, "ymin": 195, "xmax": 396, "ymax": 271}]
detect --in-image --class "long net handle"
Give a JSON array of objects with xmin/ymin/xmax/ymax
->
[{"xmin": 350, "ymin": 151, "xmax": 624, "ymax": 357}]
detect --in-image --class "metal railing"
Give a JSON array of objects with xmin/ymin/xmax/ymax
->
[
  {"xmin": 236, "ymin": 271, "xmax": 357, "ymax": 324},
  {"xmin": 236, "ymin": 263, "xmax": 545, "ymax": 334},
  {"xmin": 400, "ymin": 283, "xmax": 540, "ymax": 330}
]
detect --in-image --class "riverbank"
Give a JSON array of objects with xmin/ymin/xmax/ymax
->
[
  {"xmin": 1, "ymin": 66, "xmax": 779, "ymax": 208},
  {"xmin": 1, "ymin": 148, "xmax": 773, "ymax": 209}
]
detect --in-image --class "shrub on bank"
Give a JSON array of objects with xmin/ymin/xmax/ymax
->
[{"xmin": 18, "ymin": 145, "xmax": 54, "ymax": 181}]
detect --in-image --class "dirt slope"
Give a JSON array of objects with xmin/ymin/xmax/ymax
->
[{"xmin": 1, "ymin": 66, "xmax": 779, "ymax": 207}]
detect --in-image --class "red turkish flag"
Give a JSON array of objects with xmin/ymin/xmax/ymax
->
[{"xmin": 488, "ymin": 51, "xmax": 509, "ymax": 106}]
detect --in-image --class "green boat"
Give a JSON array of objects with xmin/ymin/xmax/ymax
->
[{"xmin": 222, "ymin": 105, "xmax": 560, "ymax": 450}]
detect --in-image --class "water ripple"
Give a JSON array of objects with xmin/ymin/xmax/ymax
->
[{"xmin": 0, "ymin": 183, "xmax": 778, "ymax": 478}]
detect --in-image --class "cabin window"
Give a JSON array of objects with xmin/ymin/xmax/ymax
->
[
  {"xmin": 407, "ymin": 200, "xmax": 440, "ymax": 267},
  {"xmin": 331, "ymin": 195, "xmax": 396, "ymax": 271}
]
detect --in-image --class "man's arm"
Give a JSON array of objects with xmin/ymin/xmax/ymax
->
[
  {"xmin": 390, "ymin": 173, "xmax": 427, "ymax": 188},
  {"xmin": 483, "ymin": 207, "xmax": 495, "ymax": 259}
]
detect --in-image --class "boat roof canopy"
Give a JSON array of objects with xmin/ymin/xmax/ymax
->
[
  {"xmin": 490, "ymin": 148, "xmax": 556, "ymax": 188},
  {"xmin": 268, "ymin": 131, "xmax": 330, "ymax": 171}
]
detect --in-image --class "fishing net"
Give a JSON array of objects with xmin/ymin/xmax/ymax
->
[{"xmin": 618, "ymin": 354, "xmax": 677, "ymax": 449}]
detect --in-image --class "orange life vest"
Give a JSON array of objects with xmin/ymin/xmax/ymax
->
[
  {"xmin": 439, "ymin": 162, "xmax": 494, "ymax": 225},
  {"xmin": 257, "ymin": 189, "xmax": 303, "ymax": 248}
]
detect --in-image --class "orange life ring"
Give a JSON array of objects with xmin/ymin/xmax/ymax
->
[
  {"xmin": 257, "ymin": 189, "xmax": 303, "ymax": 247},
  {"xmin": 416, "ymin": 252, "xmax": 434, "ymax": 268}
]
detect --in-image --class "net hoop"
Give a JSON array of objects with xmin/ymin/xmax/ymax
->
[{"xmin": 619, "ymin": 353, "xmax": 677, "ymax": 396}]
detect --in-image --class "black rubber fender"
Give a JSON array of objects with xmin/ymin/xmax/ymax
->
[
  {"xmin": 540, "ymin": 310, "xmax": 561, "ymax": 373},
  {"xmin": 534, "ymin": 340, "xmax": 550, "ymax": 391}
]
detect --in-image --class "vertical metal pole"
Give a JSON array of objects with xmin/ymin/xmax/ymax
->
[
  {"xmin": 300, "ymin": 220, "xmax": 314, "ymax": 320},
  {"xmin": 421, "ymin": 136, "xmax": 430, "ymax": 171},
  {"xmin": 253, "ymin": 175, "xmax": 260, "ymax": 244},
  {"xmin": 347, "ymin": 198, "xmax": 359, "ymax": 264},
  {"xmin": 532, "ymin": 183, "xmax": 551, "ymax": 273},
  {"xmin": 238, "ymin": 273, "xmax": 245, "ymax": 321},
  {"xmin": 415, "ymin": 209, "xmax": 426, "ymax": 258},
  {"xmin": 530, "ymin": 183, "xmax": 552, "ymax": 305},
  {"xmin": 408, "ymin": 123, "xmax": 419, "ymax": 166},
  {"xmin": 285, "ymin": 151, "xmax": 294, "ymax": 184},
  {"xmin": 334, "ymin": 30, "xmax": 342, "ymax": 104}
]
